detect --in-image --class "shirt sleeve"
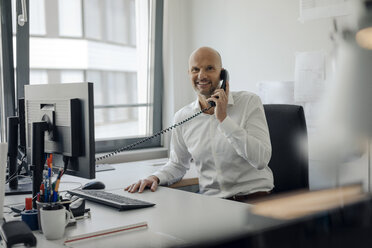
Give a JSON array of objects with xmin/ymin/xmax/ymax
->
[
  {"xmin": 152, "ymin": 115, "xmax": 192, "ymax": 185},
  {"xmin": 218, "ymin": 94, "xmax": 271, "ymax": 170}
]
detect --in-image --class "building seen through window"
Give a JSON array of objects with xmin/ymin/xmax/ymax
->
[{"xmin": 11, "ymin": 0, "xmax": 158, "ymax": 148}]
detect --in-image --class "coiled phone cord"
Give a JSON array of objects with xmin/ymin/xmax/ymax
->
[{"xmin": 95, "ymin": 105, "xmax": 213, "ymax": 162}]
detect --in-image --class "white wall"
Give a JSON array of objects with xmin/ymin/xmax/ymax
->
[
  {"xmin": 162, "ymin": 0, "xmax": 195, "ymax": 148},
  {"xmin": 187, "ymin": 0, "xmax": 333, "ymax": 93},
  {"xmin": 163, "ymin": 0, "xmax": 334, "ymax": 119},
  {"xmin": 163, "ymin": 0, "xmax": 369, "ymax": 191}
]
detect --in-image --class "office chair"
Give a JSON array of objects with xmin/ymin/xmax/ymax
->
[{"xmin": 263, "ymin": 104, "xmax": 309, "ymax": 193}]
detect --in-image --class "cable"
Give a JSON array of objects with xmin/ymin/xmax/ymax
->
[
  {"xmin": 95, "ymin": 105, "xmax": 213, "ymax": 162},
  {"xmin": 12, "ymin": 175, "xmax": 32, "ymax": 181},
  {"xmin": 63, "ymin": 156, "xmax": 70, "ymax": 175},
  {"xmin": 6, "ymin": 154, "xmax": 27, "ymax": 184}
]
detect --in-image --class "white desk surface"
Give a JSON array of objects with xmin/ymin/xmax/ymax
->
[{"xmin": 3, "ymin": 159, "xmax": 255, "ymax": 248}]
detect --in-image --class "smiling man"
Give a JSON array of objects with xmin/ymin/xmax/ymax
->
[{"xmin": 125, "ymin": 47, "xmax": 274, "ymax": 202}]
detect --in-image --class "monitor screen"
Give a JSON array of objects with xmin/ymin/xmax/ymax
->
[{"xmin": 24, "ymin": 82, "xmax": 95, "ymax": 179}]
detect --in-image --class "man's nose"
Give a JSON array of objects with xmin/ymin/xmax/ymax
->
[{"xmin": 198, "ymin": 70, "xmax": 207, "ymax": 81}]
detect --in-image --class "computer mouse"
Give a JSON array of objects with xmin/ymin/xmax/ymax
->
[{"xmin": 82, "ymin": 181, "xmax": 106, "ymax": 190}]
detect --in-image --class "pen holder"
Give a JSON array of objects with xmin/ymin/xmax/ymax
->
[
  {"xmin": 40, "ymin": 204, "xmax": 71, "ymax": 240},
  {"xmin": 21, "ymin": 209, "xmax": 39, "ymax": 230},
  {"xmin": 36, "ymin": 201, "xmax": 49, "ymax": 232},
  {"xmin": 36, "ymin": 200, "xmax": 70, "ymax": 232}
]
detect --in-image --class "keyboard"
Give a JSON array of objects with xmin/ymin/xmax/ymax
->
[{"xmin": 67, "ymin": 189, "xmax": 155, "ymax": 211}]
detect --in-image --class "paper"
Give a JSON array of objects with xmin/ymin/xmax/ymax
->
[
  {"xmin": 302, "ymin": 101, "xmax": 322, "ymax": 130},
  {"xmin": 299, "ymin": 0, "xmax": 352, "ymax": 22},
  {"xmin": 294, "ymin": 51, "xmax": 326, "ymax": 102},
  {"xmin": 258, "ymin": 81, "xmax": 294, "ymax": 104},
  {"xmin": 0, "ymin": 143, "xmax": 8, "ymax": 219}
]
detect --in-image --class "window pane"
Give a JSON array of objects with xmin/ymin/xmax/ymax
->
[
  {"xmin": 95, "ymin": 106, "xmax": 145, "ymax": 140},
  {"xmin": 58, "ymin": 0, "xmax": 82, "ymax": 37},
  {"xmin": 105, "ymin": 0, "xmax": 128, "ymax": 44},
  {"xmin": 88, "ymin": 71, "xmax": 104, "ymax": 125},
  {"xmin": 129, "ymin": 0, "xmax": 136, "ymax": 46},
  {"xmin": 60, "ymin": 70, "xmax": 84, "ymax": 83},
  {"xmin": 30, "ymin": 0, "xmax": 46, "ymax": 35},
  {"xmin": 89, "ymin": 70, "xmax": 142, "ymax": 140},
  {"xmin": 84, "ymin": 0, "xmax": 102, "ymax": 40},
  {"xmin": 28, "ymin": 0, "xmax": 157, "ymax": 150},
  {"xmin": 30, "ymin": 70, "xmax": 48, "ymax": 84}
]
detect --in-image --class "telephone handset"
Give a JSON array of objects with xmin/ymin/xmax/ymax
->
[
  {"xmin": 208, "ymin": 69, "xmax": 229, "ymax": 107},
  {"xmin": 96, "ymin": 69, "xmax": 229, "ymax": 162}
]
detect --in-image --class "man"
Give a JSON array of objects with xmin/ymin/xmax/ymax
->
[{"xmin": 125, "ymin": 47, "xmax": 273, "ymax": 201}]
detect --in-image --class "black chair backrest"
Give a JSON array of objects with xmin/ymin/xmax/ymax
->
[{"xmin": 263, "ymin": 104, "xmax": 309, "ymax": 193}]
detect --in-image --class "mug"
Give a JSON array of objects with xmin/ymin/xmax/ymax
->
[
  {"xmin": 36, "ymin": 201, "xmax": 50, "ymax": 231},
  {"xmin": 40, "ymin": 205, "xmax": 70, "ymax": 240}
]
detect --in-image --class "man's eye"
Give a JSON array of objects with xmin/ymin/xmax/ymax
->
[
  {"xmin": 206, "ymin": 66, "xmax": 214, "ymax": 71},
  {"xmin": 192, "ymin": 68, "xmax": 199, "ymax": 72}
]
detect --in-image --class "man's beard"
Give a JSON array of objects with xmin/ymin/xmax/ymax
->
[{"xmin": 195, "ymin": 82, "xmax": 218, "ymax": 98}]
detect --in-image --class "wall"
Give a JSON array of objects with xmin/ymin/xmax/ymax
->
[
  {"xmin": 187, "ymin": 0, "xmax": 333, "ymax": 93},
  {"xmin": 163, "ymin": 0, "xmax": 370, "ymax": 191},
  {"xmin": 162, "ymin": 0, "xmax": 195, "ymax": 148},
  {"xmin": 163, "ymin": 0, "xmax": 334, "ymax": 119}
]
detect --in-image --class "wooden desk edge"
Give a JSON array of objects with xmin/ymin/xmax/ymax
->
[{"xmin": 169, "ymin": 178, "xmax": 199, "ymax": 188}]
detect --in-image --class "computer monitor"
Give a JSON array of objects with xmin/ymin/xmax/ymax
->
[{"xmin": 23, "ymin": 82, "xmax": 95, "ymax": 202}]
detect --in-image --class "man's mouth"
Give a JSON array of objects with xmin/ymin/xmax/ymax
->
[{"xmin": 196, "ymin": 81, "xmax": 211, "ymax": 86}]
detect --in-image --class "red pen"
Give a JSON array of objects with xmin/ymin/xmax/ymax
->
[
  {"xmin": 40, "ymin": 183, "xmax": 45, "ymax": 194},
  {"xmin": 47, "ymin": 155, "xmax": 51, "ymax": 168}
]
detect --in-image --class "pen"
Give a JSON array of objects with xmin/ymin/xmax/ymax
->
[
  {"xmin": 50, "ymin": 154, "xmax": 53, "ymax": 170},
  {"xmin": 44, "ymin": 180, "xmax": 48, "ymax": 203},
  {"xmin": 54, "ymin": 178, "xmax": 61, "ymax": 192},
  {"xmin": 53, "ymin": 191, "xmax": 58, "ymax": 202},
  {"xmin": 54, "ymin": 169, "xmax": 63, "ymax": 191},
  {"xmin": 48, "ymin": 167, "xmax": 52, "ymax": 202},
  {"xmin": 39, "ymin": 189, "xmax": 44, "ymax": 202}
]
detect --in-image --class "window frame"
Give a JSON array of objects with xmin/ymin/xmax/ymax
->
[
  {"xmin": 0, "ymin": 0, "xmax": 18, "ymax": 142},
  {"xmin": 3, "ymin": 0, "xmax": 164, "ymax": 153}
]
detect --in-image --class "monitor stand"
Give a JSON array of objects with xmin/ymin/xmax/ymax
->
[
  {"xmin": 5, "ymin": 177, "xmax": 32, "ymax": 195},
  {"xmin": 5, "ymin": 116, "xmax": 33, "ymax": 196}
]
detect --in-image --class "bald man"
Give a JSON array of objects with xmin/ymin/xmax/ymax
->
[{"xmin": 125, "ymin": 47, "xmax": 273, "ymax": 202}]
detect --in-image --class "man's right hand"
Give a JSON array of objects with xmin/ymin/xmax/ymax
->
[{"xmin": 124, "ymin": 175, "xmax": 160, "ymax": 193}]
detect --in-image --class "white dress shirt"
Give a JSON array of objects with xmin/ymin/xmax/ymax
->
[{"xmin": 153, "ymin": 91, "xmax": 274, "ymax": 198}]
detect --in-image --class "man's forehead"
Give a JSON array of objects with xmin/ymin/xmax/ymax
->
[{"xmin": 189, "ymin": 49, "xmax": 221, "ymax": 68}]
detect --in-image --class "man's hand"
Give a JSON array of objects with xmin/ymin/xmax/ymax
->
[
  {"xmin": 124, "ymin": 175, "xmax": 160, "ymax": 193},
  {"xmin": 207, "ymin": 80, "xmax": 229, "ymax": 122}
]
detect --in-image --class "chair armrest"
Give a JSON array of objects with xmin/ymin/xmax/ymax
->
[{"xmin": 168, "ymin": 178, "xmax": 199, "ymax": 188}]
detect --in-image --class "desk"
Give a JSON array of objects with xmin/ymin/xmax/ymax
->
[
  {"xmin": 3, "ymin": 159, "xmax": 254, "ymax": 248},
  {"xmin": 5, "ymin": 159, "xmax": 372, "ymax": 248}
]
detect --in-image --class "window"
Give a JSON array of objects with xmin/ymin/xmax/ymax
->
[{"xmin": 4, "ymin": 0, "xmax": 163, "ymax": 152}]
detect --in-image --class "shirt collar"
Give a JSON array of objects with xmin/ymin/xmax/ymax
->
[{"xmin": 192, "ymin": 92, "xmax": 234, "ymax": 111}]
